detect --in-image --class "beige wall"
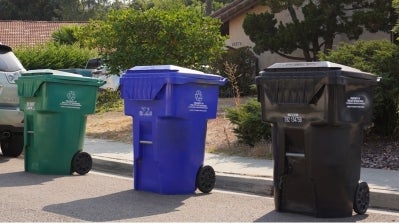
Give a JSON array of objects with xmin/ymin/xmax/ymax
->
[
  {"xmin": 225, "ymin": 5, "xmax": 268, "ymax": 49},
  {"xmin": 224, "ymin": 5, "xmax": 392, "ymax": 70}
]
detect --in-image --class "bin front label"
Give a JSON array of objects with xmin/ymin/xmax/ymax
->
[
  {"xmin": 284, "ymin": 113, "xmax": 303, "ymax": 123},
  {"xmin": 60, "ymin": 91, "xmax": 82, "ymax": 109},
  {"xmin": 346, "ymin": 96, "xmax": 365, "ymax": 109},
  {"xmin": 26, "ymin": 102, "xmax": 35, "ymax": 111},
  {"xmin": 188, "ymin": 90, "xmax": 208, "ymax": 112},
  {"xmin": 139, "ymin": 106, "xmax": 152, "ymax": 117}
]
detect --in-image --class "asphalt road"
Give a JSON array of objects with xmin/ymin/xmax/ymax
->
[{"xmin": 1, "ymin": 157, "xmax": 399, "ymax": 222}]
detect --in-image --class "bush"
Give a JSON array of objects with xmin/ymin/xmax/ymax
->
[
  {"xmin": 226, "ymin": 98, "xmax": 271, "ymax": 146},
  {"xmin": 14, "ymin": 42, "xmax": 97, "ymax": 70},
  {"xmin": 212, "ymin": 47, "xmax": 258, "ymax": 97},
  {"xmin": 95, "ymin": 90, "xmax": 124, "ymax": 113},
  {"xmin": 319, "ymin": 40, "xmax": 399, "ymax": 136}
]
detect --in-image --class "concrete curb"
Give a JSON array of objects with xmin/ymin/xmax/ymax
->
[{"xmin": 91, "ymin": 157, "xmax": 399, "ymax": 212}]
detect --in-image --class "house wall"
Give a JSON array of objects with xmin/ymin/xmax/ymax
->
[{"xmin": 224, "ymin": 5, "xmax": 392, "ymax": 70}]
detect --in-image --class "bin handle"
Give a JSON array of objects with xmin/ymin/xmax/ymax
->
[{"xmin": 285, "ymin": 152, "xmax": 305, "ymax": 158}]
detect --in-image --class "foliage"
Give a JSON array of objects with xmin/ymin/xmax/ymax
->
[
  {"xmin": 77, "ymin": 7, "xmax": 226, "ymax": 73},
  {"xmin": 212, "ymin": 47, "xmax": 258, "ymax": 97},
  {"xmin": 52, "ymin": 25, "xmax": 81, "ymax": 45},
  {"xmin": 128, "ymin": 0, "xmax": 233, "ymax": 13},
  {"xmin": 14, "ymin": 43, "xmax": 97, "ymax": 70},
  {"xmin": 0, "ymin": 0, "xmax": 234, "ymax": 21},
  {"xmin": 0, "ymin": 0, "xmax": 62, "ymax": 20},
  {"xmin": 393, "ymin": 0, "xmax": 399, "ymax": 35},
  {"xmin": 243, "ymin": 0, "xmax": 396, "ymax": 61},
  {"xmin": 226, "ymin": 98, "xmax": 271, "ymax": 146},
  {"xmin": 95, "ymin": 90, "xmax": 124, "ymax": 113},
  {"xmin": 319, "ymin": 40, "xmax": 399, "ymax": 136}
]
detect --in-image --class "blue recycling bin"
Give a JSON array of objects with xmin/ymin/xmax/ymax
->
[{"xmin": 120, "ymin": 65, "xmax": 226, "ymax": 195}]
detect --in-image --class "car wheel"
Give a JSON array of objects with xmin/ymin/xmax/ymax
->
[{"xmin": 0, "ymin": 133, "xmax": 23, "ymax": 157}]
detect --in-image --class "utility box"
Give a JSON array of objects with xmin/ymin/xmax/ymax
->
[{"xmin": 256, "ymin": 61, "xmax": 379, "ymax": 218}]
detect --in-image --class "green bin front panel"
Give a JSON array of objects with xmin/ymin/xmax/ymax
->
[{"xmin": 24, "ymin": 113, "xmax": 87, "ymax": 174}]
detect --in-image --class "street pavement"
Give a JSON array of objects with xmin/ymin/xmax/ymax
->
[
  {"xmin": 2, "ymin": 158, "xmax": 399, "ymax": 222},
  {"xmin": 83, "ymin": 137, "xmax": 399, "ymax": 212}
]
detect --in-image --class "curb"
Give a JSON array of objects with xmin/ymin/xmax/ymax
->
[{"xmin": 92, "ymin": 157, "xmax": 399, "ymax": 212}]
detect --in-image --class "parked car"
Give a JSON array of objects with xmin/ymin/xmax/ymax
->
[
  {"xmin": 59, "ymin": 58, "xmax": 120, "ymax": 91},
  {"xmin": 0, "ymin": 44, "xmax": 26, "ymax": 157}
]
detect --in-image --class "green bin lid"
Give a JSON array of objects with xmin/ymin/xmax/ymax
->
[{"xmin": 17, "ymin": 69, "xmax": 105, "ymax": 97}]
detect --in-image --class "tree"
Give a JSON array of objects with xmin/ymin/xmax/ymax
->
[
  {"xmin": 52, "ymin": 26, "xmax": 80, "ymax": 45},
  {"xmin": 243, "ymin": 0, "xmax": 396, "ymax": 62},
  {"xmin": 393, "ymin": 0, "xmax": 399, "ymax": 36},
  {"xmin": 77, "ymin": 6, "xmax": 226, "ymax": 73},
  {"xmin": 0, "ymin": 0, "xmax": 63, "ymax": 20},
  {"xmin": 319, "ymin": 40, "xmax": 399, "ymax": 136},
  {"xmin": 0, "ymin": 0, "xmax": 116, "ymax": 21}
]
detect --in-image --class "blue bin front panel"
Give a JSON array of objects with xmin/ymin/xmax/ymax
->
[{"xmin": 133, "ymin": 117, "xmax": 207, "ymax": 194}]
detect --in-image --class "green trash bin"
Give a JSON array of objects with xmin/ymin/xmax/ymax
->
[{"xmin": 16, "ymin": 69, "xmax": 105, "ymax": 175}]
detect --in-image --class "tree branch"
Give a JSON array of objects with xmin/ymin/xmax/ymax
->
[{"xmin": 272, "ymin": 50, "xmax": 307, "ymax": 61}]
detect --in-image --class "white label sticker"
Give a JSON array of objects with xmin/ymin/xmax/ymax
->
[
  {"xmin": 188, "ymin": 90, "xmax": 208, "ymax": 112},
  {"xmin": 139, "ymin": 106, "xmax": 152, "ymax": 117},
  {"xmin": 346, "ymin": 96, "xmax": 365, "ymax": 109},
  {"xmin": 60, "ymin": 91, "xmax": 82, "ymax": 109},
  {"xmin": 26, "ymin": 102, "xmax": 35, "ymax": 111},
  {"xmin": 284, "ymin": 113, "xmax": 303, "ymax": 123}
]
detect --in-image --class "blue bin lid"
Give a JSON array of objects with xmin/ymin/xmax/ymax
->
[{"xmin": 123, "ymin": 65, "xmax": 226, "ymax": 85}]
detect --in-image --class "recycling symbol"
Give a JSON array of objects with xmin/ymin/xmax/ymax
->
[{"xmin": 195, "ymin": 90, "xmax": 203, "ymax": 102}]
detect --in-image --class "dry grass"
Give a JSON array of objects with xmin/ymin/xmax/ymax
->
[{"xmin": 85, "ymin": 97, "xmax": 273, "ymax": 159}]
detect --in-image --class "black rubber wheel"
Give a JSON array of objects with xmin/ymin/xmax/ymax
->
[
  {"xmin": 353, "ymin": 181, "xmax": 370, "ymax": 215},
  {"xmin": 71, "ymin": 152, "xmax": 92, "ymax": 175},
  {"xmin": 196, "ymin": 165, "xmax": 216, "ymax": 193},
  {"xmin": 0, "ymin": 134, "xmax": 24, "ymax": 157}
]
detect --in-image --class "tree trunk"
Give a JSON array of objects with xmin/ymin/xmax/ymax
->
[{"xmin": 205, "ymin": 0, "xmax": 212, "ymax": 16}]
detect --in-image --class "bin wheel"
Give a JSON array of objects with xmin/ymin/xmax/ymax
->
[
  {"xmin": 353, "ymin": 181, "xmax": 370, "ymax": 215},
  {"xmin": 0, "ymin": 134, "xmax": 24, "ymax": 157},
  {"xmin": 196, "ymin": 165, "xmax": 215, "ymax": 193},
  {"xmin": 71, "ymin": 152, "xmax": 92, "ymax": 175}
]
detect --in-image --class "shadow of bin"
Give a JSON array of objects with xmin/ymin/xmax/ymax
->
[
  {"xmin": 120, "ymin": 65, "xmax": 226, "ymax": 195},
  {"xmin": 16, "ymin": 69, "xmax": 104, "ymax": 175},
  {"xmin": 256, "ymin": 62, "xmax": 379, "ymax": 218}
]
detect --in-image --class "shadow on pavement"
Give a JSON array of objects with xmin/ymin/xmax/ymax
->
[
  {"xmin": 0, "ymin": 171, "xmax": 62, "ymax": 187},
  {"xmin": 43, "ymin": 190, "xmax": 192, "ymax": 222},
  {"xmin": 255, "ymin": 210, "xmax": 369, "ymax": 222},
  {"xmin": 0, "ymin": 155, "xmax": 10, "ymax": 163}
]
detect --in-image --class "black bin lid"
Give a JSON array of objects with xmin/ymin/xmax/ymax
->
[{"xmin": 261, "ymin": 61, "xmax": 378, "ymax": 80}]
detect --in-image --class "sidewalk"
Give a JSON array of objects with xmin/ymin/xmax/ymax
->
[{"xmin": 83, "ymin": 137, "xmax": 399, "ymax": 211}]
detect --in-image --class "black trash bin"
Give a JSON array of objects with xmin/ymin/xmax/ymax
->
[{"xmin": 256, "ymin": 61, "xmax": 379, "ymax": 218}]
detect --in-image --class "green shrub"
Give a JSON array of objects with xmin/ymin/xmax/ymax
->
[
  {"xmin": 52, "ymin": 25, "xmax": 80, "ymax": 45},
  {"xmin": 212, "ymin": 47, "xmax": 258, "ymax": 97},
  {"xmin": 226, "ymin": 98, "xmax": 271, "ymax": 146},
  {"xmin": 14, "ymin": 42, "xmax": 97, "ymax": 70},
  {"xmin": 95, "ymin": 90, "xmax": 124, "ymax": 113},
  {"xmin": 319, "ymin": 40, "xmax": 399, "ymax": 136}
]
